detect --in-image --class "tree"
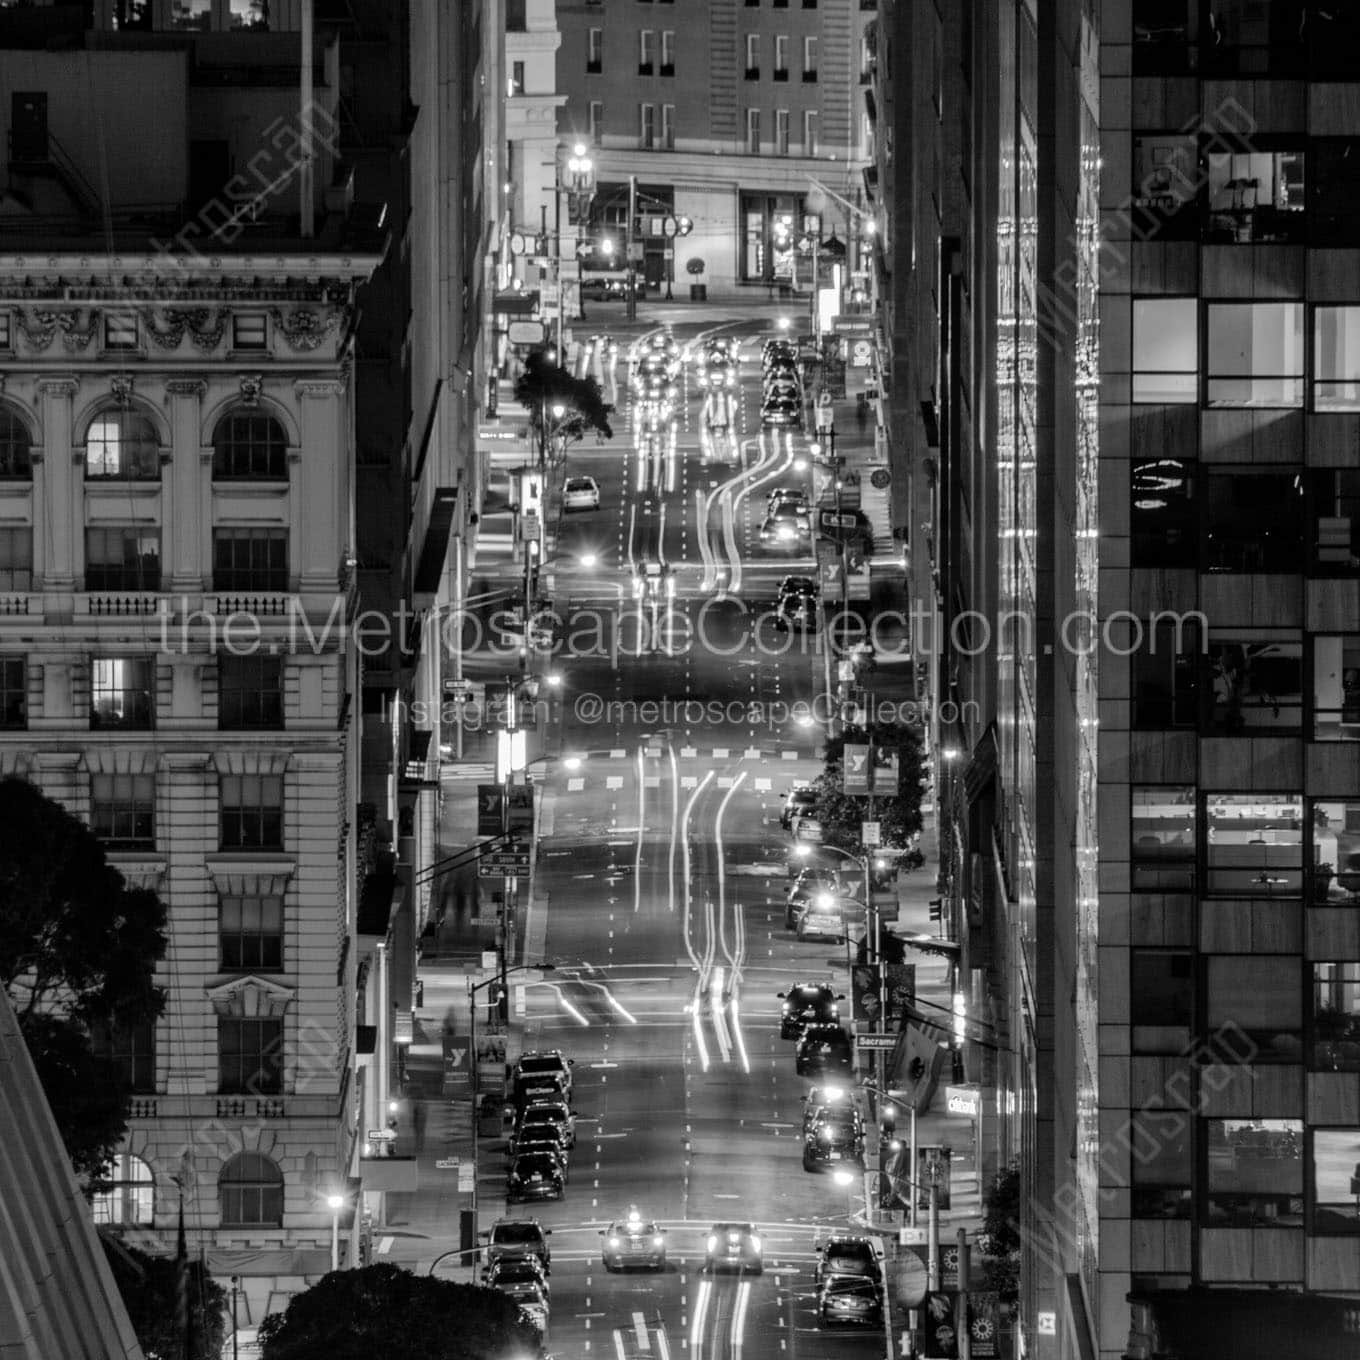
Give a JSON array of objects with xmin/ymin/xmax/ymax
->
[
  {"xmin": 977, "ymin": 1163, "xmax": 1022, "ymax": 1305},
  {"xmin": 810, "ymin": 721, "xmax": 927, "ymax": 854},
  {"xmin": 0, "ymin": 777, "xmax": 167, "ymax": 1179},
  {"xmin": 258, "ymin": 1265, "xmax": 543, "ymax": 1360},
  {"xmin": 513, "ymin": 348, "xmax": 614, "ymax": 456},
  {"xmin": 101, "ymin": 1237, "xmax": 227, "ymax": 1360}
]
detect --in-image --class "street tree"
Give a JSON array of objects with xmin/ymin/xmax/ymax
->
[
  {"xmin": 811, "ymin": 720, "xmax": 928, "ymax": 853},
  {"xmin": 513, "ymin": 347, "xmax": 614, "ymax": 455},
  {"xmin": 0, "ymin": 776, "xmax": 167, "ymax": 1179},
  {"xmin": 102, "ymin": 1237, "xmax": 227, "ymax": 1360},
  {"xmin": 258, "ymin": 1264, "xmax": 543, "ymax": 1360}
]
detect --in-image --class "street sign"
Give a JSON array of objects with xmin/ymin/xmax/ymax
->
[
  {"xmin": 508, "ymin": 320, "xmax": 546, "ymax": 345},
  {"xmin": 818, "ymin": 509, "xmax": 860, "ymax": 531},
  {"xmin": 483, "ymin": 850, "xmax": 531, "ymax": 870},
  {"xmin": 855, "ymin": 1034, "xmax": 898, "ymax": 1051},
  {"xmin": 367, "ymin": 1128, "xmax": 397, "ymax": 1142},
  {"xmin": 861, "ymin": 820, "xmax": 881, "ymax": 846},
  {"xmin": 945, "ymin": 1084, "xmax": 982, "ymax": 1118},
  {"xmin": 479, "ymin": 862, "xmax": 530, "ymax": 879},
  {"xmin": 435, "ymin": 1158, "xmax": 459, "ymax": 1170},
  {"xmin": 458, "ymin": 1162, "xmax": 476, "ymax": 1193}
]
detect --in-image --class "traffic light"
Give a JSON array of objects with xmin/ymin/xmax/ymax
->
[
  {"xmin": 928, "ymin": 897, "xmax": 944, "ymax": 923},
  {"xmin": 881, "ymin": 1100, "xmax": 898, "ymax": 1130},
  {"xmin": 677, "ymin": 214, "xmax": 693, "ymax": 236}
]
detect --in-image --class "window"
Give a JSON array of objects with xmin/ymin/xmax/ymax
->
[
  {"xmin": 660, "ymin": 30, "xmax": 675, "ymax": 74},
  {"xmin": 0, "ymin": 657, "xmax": 25, "ymax": 730},
  {"xmin": 1204, "ymin": 633, "xmax": 1302, "ymax": 734},
  {"xmin": 1205, "ymin": 794, "xmax": 1303, "ymax": 897},
  {"xmin": 91, "ymin": 774, "xmax": 155, "ymax": 849},
  {"xmin": 804, "ymin": 110, "xmax": 819, "ymax": 156},
  {"xmin": 1132, "ymin": 298, "xmax": 1197, "ymax": 403},
  {"xmin": 213, "ymin": 528, "xmax": 287, "ymax": 593},
  {"xmin": 0, "ymin": 528, "xmax": 32, "ymax": 591},
  {"xmin": 232, "ymin": 313, "xmax": 267, "ymax": 349},
  {"xmin": 1309, "ymin": 7, "xmax": 1360, "ymax": 77},
  {"xmin": 775, "ymin": 110, "xmax": 790, "ymax": 156},
  {"xmin": 746, "ymin": 33, "xmax": 760, "ymax": 78},
  {"xmin": 639, "ymin": 103, "xmax": 656, "ymax": 149},
  {"xmin": 587, "ymin": 27, "xmax": 603, "ymax": 73},
  {"xmin": 588, "ymin": 101, "xmax": 604, "ymax": 143},
  {"xmin": 1312, "ymin": 140, "xmax": 1360, "ymax": 246},
  {"xmin": 1205, "ymin": 1118, "xmax": 1303, "ymax": 1227},
  {"xmin": 91, "ymin": 1155, "xmax": 154, "ymax": 1227},
  {"xmin": 220, "ymin": 774, "xmax": 283, "ymax": 851},
  {"xmin": 91, "ymin": 657, "xmax": 154, "ymax": 731},
  {"xmin": 1207, "ymin": 956, "xmax": 1302, "ymax": 1062},
  {"xmin": 219, "ymin": 654, "xmax": 284, "ymax": 730},
  {"xmin": 1204, "ymin": 147, "xmax": 1305, "ymax": 244},
  {"xmin": 212, "ymin": 412, "xmax": 288, "ymax": 480},
  {"xmin": 218, "ymin": 1019, "xmax": 283, "ymax": 1096},
  {"xmin": 661, "ymin": 104, "xmax": 675, "ymax": 150},
  {"xmin": 1131, "ymin": 132, "xmax": 1199, "ymax": 241},
  {"xmin": 0, "ymin": 406, "xmax": 30, "ymax": 478},
  {"xmin": 803, "ymin": 35, "xmax": 818, "ymax": 79},
  {"xmin": 639, "ymin": 29, "xmax": 654, "ymax": 74},
  {"xmin": 1130, "ymin": 1109, "xmax": 1192, "ymax": 1220},
  {"xmin": 90, "ymin": 1019, "xmax": 155, "ymax": 1094},
  {"xmin": 1130, "ymin": 458, "xmax": 1196, "ymax": 567},
  {"xmin": 1313, "ymin": 637, "xmax": 1360, "ymax": 744},
  {"xmin": 85, "ymin": 528, "xmax": 161, "ymax": 592},
  {"xmin": 1132, "ymin": 951, "xmax": 1193, "ymax": 1054},
  {"xmin": 1131, "ymin": 786, "xmax": 1196, "ymax": 892},
  {"xmin": 1201, "ymin": 0, "xmax": 1304, "ymax": 77},
  {"xmin": 229, "ymin": 0, "xmax": 269, "ymax": 29},
  {"xmin": 1312, "ymin": 800, "xmax": 1360, "ymax": 905},
  {"xmin": 1314, "ymin": 307, "xmax": 1360, "ymax": 411},
  {"xmin": 104, "ymin": 313, "xmax": 138, "ymax": 350},
  {"xmin": 169, "ymin": 0, "xmax": 212, "ymax": 28},
  {"xmin": 0, "ymin": 312, "xmax": 9, "ymax": 349},
  {"xmin": 774, "ymin": 34, "xmax": 789, "ymax": 77},
  {"xmin": 1310, "ymin": 470, "xmax": 1360, "ymax": 575},
  {"xmin": 220, "ymin": 894, "xmax": 284, "ymax": 972},
  {"xmin": 1313, "ymin": 964, "xmax": 1360, "ymax": 1070},
  {"xmin": 1313, "ymin": 1130, "xmax": 1360, "ymax": 1233},
  {"xmin": 85, "ymin": 411, "xmax": 160, "ymax": 480},
  {"xmin": 219, "ymin": 1151, "xmax": 283, "ymax": 1227},
  {"xmin": 112, "ymin": 0, "xmax": 151, "ymax": 28},
  {"xmin": 1206, "ymin": 302, "xmax": 1304, "ymax": 407},
  {"xmin": 1204, "ymin": 468, "xmax": 1305, "ymax": 573},
  {"xmin": 746, "ymin": 109, "xmax": 760, "ymax": 155},
  {"xmin": 1130, "ymin": 619, "xmax": 1201, "ymax": 728}
]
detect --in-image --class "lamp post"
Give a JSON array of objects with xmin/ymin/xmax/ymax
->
[{"xmin": 327, "ymin": 1193, "xmax": 344, "ymax": 1272}]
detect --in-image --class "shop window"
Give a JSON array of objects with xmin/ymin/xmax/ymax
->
[
  {"xmin": 1132, "ymin": 951, "xmax": 1193, "ymax": 1053},
  {"xmin": 1131, "ymin": 786, "xmax": 1196, "ymax": 892},
  {"xmin": 1204, "ymin": 469, "xmax": 1304, "ymax": 573},
  {"xmin": 1312, "ymin": 638, "xmax": 1360, "ymax": 744},
  {"xmin": 1130, "ymin": 1109, "xmax": 1192, "ymax": 1219},
  {"xmin": 1313, "ymin": 1130, "xmax": 1360, "ymax": 1233},
  {"xmin": 1309, "ymin": 140, "xmax": 1360, "ymax": 246},
  {"xmin": 1132, "ymin": 133, "xmax": 1199, "ymax": 240},
  {"xmin": 1205, "ymin": 793, "xmax": 1302, "ymax": 896},
  {"xmin": 1131, "ymin": 619, "xmax": 1201, "ymax": 728},
  {"xmin": 1131, "ymin": 458, "xmax": 1197, "ymax": 567},
  {"xmin": 1311, "ymin": 800, "xmax": 1360, "ymax": 906},
  {"xmin": 1131, "ymin": 0, "xmax": 1198, "ymax": 74},
  {"xmin": 1204, "ymin": 633, "xmax": 1302, "ymax": 734},
  {"xmin": 1205, "ymin": 1118, "xmax": 1303, "ymax": 1226},
  {"xmin": 1204, "ymin": 148, "xmax": 1305, "ymax": 244},
  {"xmin": 1132, "ymin": 298, "xmax": 1197, "ymax": 403},
  {"xmin": 229, "ymin": 0, "xmax": 269, "ymax": 29},
  {"xmin": 1206, "ymin": 956, "xmax": 1303, "ymax": 1062},
  {"xmin": 1314, "ymin": 308, "xmax": 1360, "ymax": 412},
  {"xmin": 1312, "ymin": 964, "xmax": 1360, "ymax": 1071},
  {"xmin": 1202, "ymin": 0, "xmax": 1304, "ymax": 76},
  {"xmin": 1206, "ymin": 302, "xmax": 1304, "ymax": 408}
]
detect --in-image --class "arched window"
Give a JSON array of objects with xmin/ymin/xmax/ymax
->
[
  {"xmin": 219, "ymin": 1151, "xmax": 284, "ymax": 1227},
  {"xmin": 91, "ymin": 1153, "xmax": 155, "ymax": 1226},
  {"xmin": 0, "ymin": 405, "xmax": 32, "ymax": 479},
  {"xmin": 212, "ymin": 411, "xmax": 288, "ymax": 480},
  {"xmin": 86, "ymin": 410, "xmax": 160, "ymax": 480}
]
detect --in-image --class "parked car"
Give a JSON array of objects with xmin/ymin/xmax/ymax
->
[
  {"xmin": 483, "ymin": 1219, "xmax": 552, "ymax": 1272},
  {"xmin": 779, "ymin": 983, "xmax": 844, "ymax": 1039},
  {"xmin": 483, "ymin": 1256, "xmax": 551, "ymax": 1297},
  {"xmin": 507, "ymin": 1151, "xmax": 566, "ymax": 1202},
  {"xmin": 795, "ymin": 1024, "xmax": 854, "ymax": 1077},
  {"xmin": 761, "ymin": 393, "xmax": 803, "ymax": 429},
  {"xmin": 515, "ymin": 1051, "xmax": 574, "ymax": 1097},
  {"xmin": 813, "ymin": 1235, "xmax": 883, "ymax": 1286},
  {"xmin": 818, "ymin": 1277, "xmax": 884, "ymax": 1327},
  {"xmin": 518, "ymin": 1098, "xmax": 576, "ymax": 1148}
]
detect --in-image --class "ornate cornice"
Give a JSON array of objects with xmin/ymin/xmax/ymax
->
[
  {"xmin": 34, "ymin": 375, "xmax": 79, "ymax": 397},
  {"xmin": 271, "ymin": 307, "xmax": 343, "ymax": 352}
]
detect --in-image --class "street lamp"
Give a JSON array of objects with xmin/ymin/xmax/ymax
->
[{"xmin": 326, "ymin": 1193, "xmax": 345, "ymax": 1272}]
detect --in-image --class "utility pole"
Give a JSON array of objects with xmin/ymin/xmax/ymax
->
[
  {"xmin": 626, "ymin": 174, "xmax": 638, "ymax": 322},
  {"xmin": 957, "ymin": 1227, "xmax": 972, "ymax": 1360}
]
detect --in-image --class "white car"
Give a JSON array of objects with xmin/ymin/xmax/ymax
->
[
  {"xmin": 633, "ymin": 559, "xmax": 674, "ymax": 601},
  {"xmin": 562, "ymin": 476, "xmax": 601, "ymax": 512}
]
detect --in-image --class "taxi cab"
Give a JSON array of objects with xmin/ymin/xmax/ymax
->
[{"xmin": 600, "ymin": 1207, "xmax": 667, "ymax": 1271}]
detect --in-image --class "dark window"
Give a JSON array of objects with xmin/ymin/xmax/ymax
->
[
  {"xmin": 220, "ymin": 894, "xmax": 284, "ymax": 972},
  {"xmin": 1131, "ymin": 620, "xmax": 1201, "ymax": 728},
  {"xmin": 1201, "ymin": 0, "xmax": 1304, "ymax": 77},
  {"xmin": 1312, "ymin": 639, "xmax": 1360, "ymax": 745},
  {"xmin": 103, "ymin": 314, "xmax": 138, "ymax": 350},
  {"xmin": 85, "ymin": 411, "xmax": 160, "ymax": 480},
  {"xmin": 212, "ymin": 412, "xmax": 288, "ymax": 480},
  {"xmin": 219, "ymin": 654, "xmax": 284, "ymax": 730},
  {"xmin": 232, "ymin": 314, "xmax": 267, "ymax": 349},
  {"xmin": 220, "ymin": 773, "xmax": 284, "ymax": 851},
  {"xmin": 90, "ymin": 1019, "xmax": 156, "ymax": 1094},
  {"xmin": 0, "ymin": 657, "xmax": 25, "ymax": 730},
  {"xmin": 1131, "ymin": 786, "xmax": 1196, "ymax": 892},
  {"xmin": 1131, "ymin": 0, "xmax": 1198, "ymax": 74},
  {"xmin": 90, "ymin": 773, "xmax": 155, "ymax": 849},
  {"xmin": 0, "ymin": 528, "xmax": 32, "ymax": 591},
  {"xmin": 1312, "ymin": 963, "xmax": 1360, "ymax": 1070},
  {"xmin": 1309, "ymin": 7, "xmax": 1360, "ymax": 77},
  {"xmin": 1207, "ymin": 957, "xmax": 1303, "ymax": 1062},
  {"xmin": 85, "ymin": 528, "xmax": 161, "ymax": 592},
  {"xmin": 0, "ymin": 405, "xmax": 31, "ymax": 478},
  {"xmin": 219, "ymin": 1150, "xmax": 283, "ymax": 1225},
  {"xmin": 1205, "ymin": 1118, "xmax": 1303, "ymax": 1227},
  {"xmin": 1203, "ymin": 146, "xmax": 1305, "ymax": 244},
  {"xmin": 218, "ymin": 1019, "xmax": 284, "ymax": 1096},
  {"xmin": 1203, "ymin": 635, "xmax": 1302, "ymax": 734},
  {"xmin": 213, "ymin": 528, "xmax": 288, "ymax": 592},
  {"xmin": 1309, "ymin": 140, "xmax": 1360, "ymax": 246},
  {"xmin": 90, "ymin": 657, "xmax": 155, "ymax": 730},
  {"xmin": 0, "ymin": 312, "xmax": 9, "ymax": 349},
  {"xmin": 1130, "ymin": 1109, "xmax": 1192, "ymax": 1219},
  {"xmin": 1204, "ymin": 470, "xmax": 1304, "ymax": 573},
  {"xmin": 1310, "ymin": 470, "xmax": 1360, "ymax": 575},
  {"xmin": 1132, "ymin": 951, "xmax": 1193, "ymax": 1053},
  {"xmin": 1131, "ymin": 458, "xmax": 1196, "ymax": 567}
]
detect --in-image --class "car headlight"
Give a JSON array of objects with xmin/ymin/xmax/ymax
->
[
  {"xmin": 706, "ymin": 1235, "xmax": 718, "ymax": 1252},
  {"xmin": 609, "ymin": 1237, "xmax": 621, "ymax": 1248},
  {"xmin": 653, "ymin": 1235, "xmax": 664, "ymax": 1248},
  {"xmin": 821, "ymin": 1126, "xmax": 835, "ymax": 1143}
]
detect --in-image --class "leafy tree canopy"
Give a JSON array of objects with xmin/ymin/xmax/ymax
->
[
  {"xmin": 807, "ymin": 720, "xmax": 927, "ymax": 854},
  {"xmin": 513, "ymin": 348, "xmax": 614, "ymax": 446},
  {"xmin": 258, "ymin": 1265, "xmax": 543, "ymax": 1360},
  {"xmin": 102, "ymin": 1237, "xmax": 227, "ymax": 1360},
  {"xmin": 0, "ymin": 776, "xmax": 167, "ymax": 1177}
]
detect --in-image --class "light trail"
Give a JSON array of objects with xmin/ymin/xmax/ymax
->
[
  {"xmin": 633, "ymin": 746, "xmax": 646, "ymax": 913},
  {"xmin": 680, "ymin": 771, "xmax": 716, "ymax": 1071},
  {"xmin": 666, "ymin": 741, "xmax": 680, "ymax": 914},
  {"xmin": 731, "ymin": 1280, "xmax": 752, "ymax": 1357},
  {"xmin": 709, "ymin": 962, "xmax": 731, "ymax": 1063}
]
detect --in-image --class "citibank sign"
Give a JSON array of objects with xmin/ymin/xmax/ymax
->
[{"xmin": 944, "ymin": 1085, "xmax": 981, "ymax": 1118}]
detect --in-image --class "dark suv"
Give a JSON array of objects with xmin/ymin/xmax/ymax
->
[
  {"xmin": 780, "ymin": 786, "xmax": 818, "ymax": 830},
  {"xmin": 483, "ymin": 1219, "xmax": 552, "ymax": 1272},
  {"xmin": 803, "ymin": 1107, "xmax": 865, "ymax": 1173},
  {"xmin": 814, "ymin": 1235, "xmax": 881, "ymax": 1286},
  {"xmin": 796, "ymin": 1024, "xmax": 854, "ymax": 1078},
  {"xmin": 778, "ymin": 983, "xmax": 843, "ymax": 1039}
]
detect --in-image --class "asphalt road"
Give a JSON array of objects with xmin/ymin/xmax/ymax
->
[{"xmin": 467, "ymin": 322, "xmax": 891, "ymax": 1360}]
